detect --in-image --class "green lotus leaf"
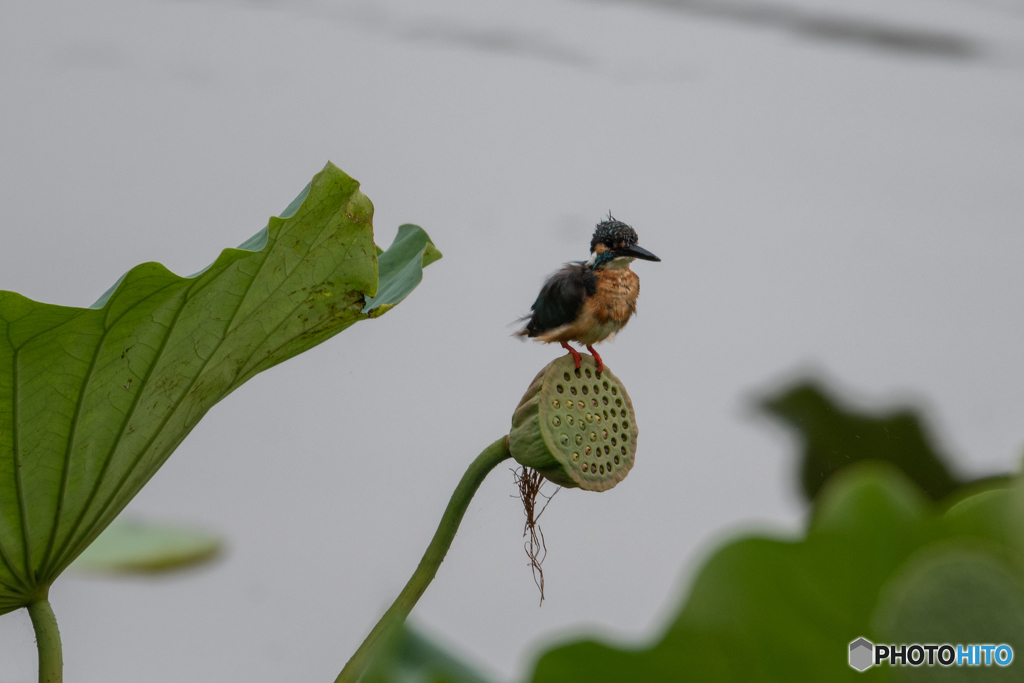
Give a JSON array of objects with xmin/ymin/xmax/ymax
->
[
  {"xmin": 68, "ymin": 519, "xmax": 221, "ymax": 574},
  {"xmin": 361, "ymin": 623, "xmax": 494, "ymax": 683},
  {"xmin": 872, "ymin": 546, "xmax": 1024, "ymax": 682},
  {"xmin": 527, "ymin": 464, "xmax": 1022, "ymax": 683},
  {"xmin": 0, "ymin": 162, "xmax": 439, "ymax": 614},
  {"xmin": 363, "ymin": 224, "xmax": 443, "ymax": 318},
  {"xmin": 761, "ymin": 381, "xmax": 965, "ymax": 502}
]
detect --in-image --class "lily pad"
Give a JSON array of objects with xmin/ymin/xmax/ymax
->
[
  {"xmin": 0, "ymin": 163, "xmax": 439, "ymax": 615},
  {"xmin": 68, "ymin": 519, "xmax": 221, "ymax": 574}
]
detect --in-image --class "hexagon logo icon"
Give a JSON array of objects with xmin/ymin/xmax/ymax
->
[{"xmin": 849, "ymin": 638, "xmax": 874, "ymax": 671}]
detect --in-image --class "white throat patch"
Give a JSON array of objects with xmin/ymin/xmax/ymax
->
[
  {"xmin": 606, "ymin": 256, "xmax": 635, "ymax": 269},
  {"xmin": 586, "ymin": 251, "xmax": 635, "ymax": 269}
]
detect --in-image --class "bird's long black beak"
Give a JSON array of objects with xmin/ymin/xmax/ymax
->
[{"xmin": 618, "ymin": 244, "xmax": 661, "ymax": 262}]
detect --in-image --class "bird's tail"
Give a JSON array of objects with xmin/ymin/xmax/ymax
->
[{"xmin": 510, "ymin": 314, "xmax": 532, "ymax": 339}]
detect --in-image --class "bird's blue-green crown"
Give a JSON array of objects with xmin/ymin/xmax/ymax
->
[{"xmin": 591, "ymin": 216, "xmax": 638, "ymax": 252}]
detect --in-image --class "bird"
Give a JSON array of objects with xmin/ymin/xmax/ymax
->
[{"xmin": 516, "ymin": 216, "xmax": 660, "ymax": 373}]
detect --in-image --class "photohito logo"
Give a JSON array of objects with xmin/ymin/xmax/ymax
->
[{"xmin": 849, "ymin": 638, "xmax": 1013, "ymax": 671}]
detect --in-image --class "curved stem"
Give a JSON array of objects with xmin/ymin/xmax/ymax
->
[
  {"xmin": 336, "ymin": 436, "xmax": 511, "ymax": 683},
  {"xmin": 28, "ymin": 594, "xmax": 62, "ymax": 683}
]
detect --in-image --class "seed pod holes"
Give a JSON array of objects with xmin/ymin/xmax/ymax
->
[{"xmin": 509, "ymin": 355, "xmax": 638, "ymax": 492}]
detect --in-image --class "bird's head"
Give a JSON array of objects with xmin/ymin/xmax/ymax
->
[{"xmin": 586, "ymin": 216, "xmax": 661, "ymax": 269}]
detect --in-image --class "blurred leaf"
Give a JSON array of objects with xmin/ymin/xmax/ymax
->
[
  {"xmin": 873, "ymin": 546, "xmax": 1024, "ymax": 682},
  {"xmin": 361, "ymin": 623, "xmax": 494, "ymax": 683},
  {"xmin": 68, "ymin": 519, "xmax": 220, "ymax": 574},
  {"xmin": 0, "ymin": 163, "xmax": 439, "ymax": 616},
  {"xmin": 943, "ymin": 487, "xmax": 1019, "ymax": 556},
  {"xmin": 760, "ymin": 381, "xmax": 964, "ymax": 502},
  {"xmin": 528, "ymin": 463, "xmax": 1023, "ymax": 683}
]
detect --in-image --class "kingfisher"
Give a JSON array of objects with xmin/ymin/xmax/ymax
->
[{"xmin": 516, "ymin": 216, "xmax": 660, "ymax": 373}]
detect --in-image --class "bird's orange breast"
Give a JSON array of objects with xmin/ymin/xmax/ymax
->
[
  {"xmin": 530, "ymin": 266, "xmax": 641, "ymax": 346},
  {"xmin": 589, "ymin": 267, "xmax": 639, "ymax": 326}
]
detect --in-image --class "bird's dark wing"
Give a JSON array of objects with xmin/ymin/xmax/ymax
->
[{"xmin": 522, "ymin": 263, "xmax": 597, "ymax": 337}]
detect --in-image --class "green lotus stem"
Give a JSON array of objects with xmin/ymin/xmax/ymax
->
[
  {"xmin": 336, "ymin": 436, "xmax": 511, "ymax": 683},
  {"xmin": 28, "ymin": 595, "xmax": 62, "ymax": 683}
]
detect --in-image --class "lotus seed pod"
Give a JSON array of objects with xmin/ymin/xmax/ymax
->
[{"xmin": 509, "ymin": 354, "xmax": 638, "ymax": 491}]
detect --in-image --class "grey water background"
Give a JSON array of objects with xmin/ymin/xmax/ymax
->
[{"xmin": 1, "ymin": 0, "xmax": 1023, "ymax": 680}]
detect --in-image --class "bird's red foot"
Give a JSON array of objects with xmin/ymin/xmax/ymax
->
[
  {"xmin": 560, "ymin": 342, "xmax": 582, "ymax": 369},
  {"xmin": 586, "ymin": 345, "xmax": 604, "ymax": 375}
]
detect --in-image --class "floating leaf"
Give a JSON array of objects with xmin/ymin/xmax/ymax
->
[
  {"xmin": 68, "ymin": 519, "xmax": 220, "ymax": 574},
  {"xmin": 0, "ymin": 163, "xmax": 439, "ymax": 615}
]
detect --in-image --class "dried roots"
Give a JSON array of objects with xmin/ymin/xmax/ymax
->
[{"xmin": 513, "ymin": 466, "xmax": 560, "ymax": 606}]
